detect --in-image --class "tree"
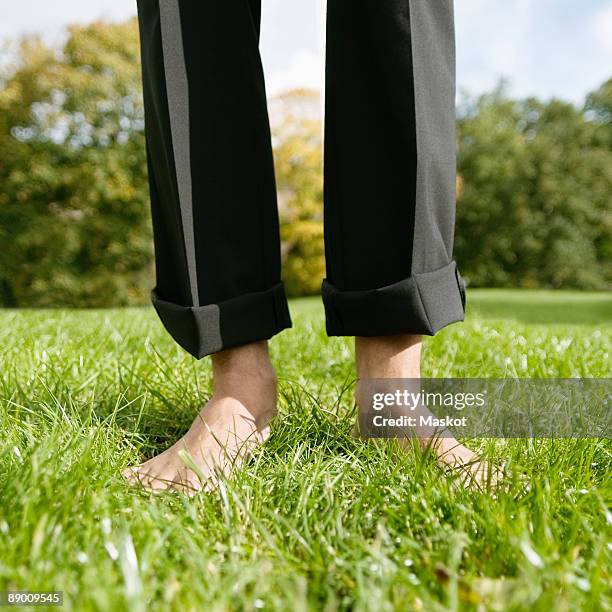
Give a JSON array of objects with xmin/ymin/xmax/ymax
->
[
  {"xmin": 455, "ymin": 86, "xmax": 533, "ymax": 287},
  {"xmin": 0, "ymin": 20, "xmax": 610, "ymax": 305},
  {"xmin": 456, "ymin": 83, "xmax": 612, "ymax": 290},
  {"xmin": 0, "ymin": 20, "xmax": 153, "ymax": 307},
  {"xmin": 270, "ymin": 89, "xmax": 325, "ymax": 296}
]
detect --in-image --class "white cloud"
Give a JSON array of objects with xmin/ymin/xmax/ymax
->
[
  {"xmin": 456, "ymin": 0, "xmax": 612, "ymax": 103},
  {"xmin": 1, "ymin": 0, "xmax": 610, "ymax": 104},
  {"xmin": 592, "ymin": 3, "xmax": 612, "ymax": 53},
  {"xmin": 0, "ymin": 0, "xmax": 135, "ymax": 42},
  {"xmin": 264, "ymin": 47, "xmax": 324, "ymax": 97},
  {"xmin": 455, "ymin": 0, "xmax": 536, "ymax": 96}
]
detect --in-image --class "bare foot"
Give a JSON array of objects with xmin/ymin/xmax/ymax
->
[
  {"xmin": 415, "ymin": 435, "xmax": 501, "ymax": 491},
  {"xmin": 124, "ymin": 341, "xmax": 277, "ymax": 494},
  {"xmin": 354, "ymin": 335, "xmax": 499, "ymax": 491}
]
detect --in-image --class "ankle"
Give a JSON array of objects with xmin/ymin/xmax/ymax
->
[
  {"xmin": 210, "ymin": 342, "xmax": 277, "ymax": 419},
  {"xmin": 212, "ymin": 341, "xmax": 276, "ymax": 382},
  {"xmin": 355, "ymin": 334, "xmax": 422, "ymax": 379}
]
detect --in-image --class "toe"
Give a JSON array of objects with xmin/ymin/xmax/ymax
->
[
  {"xmin": 140, "ymin": 467, "xmax": 175, "ymax": 491},
  {"xmin": 122, "ymin": 466, "xmax": 139, "ymax": 484},
  {"xmin": 172, "ymin": 466, "xmax": 205, "ymax": 496}
]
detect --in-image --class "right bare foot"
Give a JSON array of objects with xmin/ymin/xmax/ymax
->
[
  {"xmin": 404, "ymin": 435, "xmax": 501, "ymax": 491},
  {"xmin": 354, "ymin": 334, "xmax": 501, "ymax": 491},
  {"xmin": 124, "ymin": 341, "xmax": 277, "ymax": 495}
]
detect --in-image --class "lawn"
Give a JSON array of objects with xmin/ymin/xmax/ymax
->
[{"xmin": 0, "ymin": 290, "xmax": 610, "ymax": 611}]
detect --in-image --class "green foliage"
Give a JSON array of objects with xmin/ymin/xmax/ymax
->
[
  {"xmin": 0, "ymin": 21, "xmax": 153, "ymax": 307},
  {"xmin": 456, "ymin": 83, "xmax": 612, "ymax": 290},
  {"xmin": 271, "ymin": 89, "xmax": 325, "ymax": 296},
  {"xmin": 586, "ymin": 77, "xmax": 612, "ymax": 144},
  {"xmin": 0, "ymin": 21, "xmax": 610, "ymax": 305}
]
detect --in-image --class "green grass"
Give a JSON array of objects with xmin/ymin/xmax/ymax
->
[{"xmin": 0, "ymin": 290, "xmax": 610, "ymax": 611}]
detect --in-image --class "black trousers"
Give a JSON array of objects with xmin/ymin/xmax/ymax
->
[{"xmin": 136, "ymin": 0, "xmax": 465, "ymax": 359}]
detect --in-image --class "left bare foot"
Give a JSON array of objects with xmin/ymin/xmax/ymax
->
[
  {"xmin": 354, "ymin": 335, "xmax": 500, "ymax": 491},
  {"xmin": 124, "ymin": 341, "xmax": 277, "ymax": 495}
]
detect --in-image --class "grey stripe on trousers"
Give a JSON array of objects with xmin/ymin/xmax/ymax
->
[
  {"xmin": 408, "ymin": 0, "xmax": 457, "ymax": 274},
  {"xmin": 158, "ymin": 0, "xmax": 200, "ymax": 308}
]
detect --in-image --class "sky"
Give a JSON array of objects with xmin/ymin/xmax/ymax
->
[{"xmin": 2, "ymin": 0, "xmax": 612, "ymax": 105}]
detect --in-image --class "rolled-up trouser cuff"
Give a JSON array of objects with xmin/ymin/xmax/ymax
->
[
  {"xmin": 322, "ymin": 261, "xmax": 466, "ymax": 337},
  {"xmin": 151, "ymin": 282, "xmax": 292, "ymax": 359}
]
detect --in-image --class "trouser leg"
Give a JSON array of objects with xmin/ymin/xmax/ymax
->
[
  {"xmin": 136, "ymin": 0, "xmax": 291, "ymax": 358},
  {"xmin": 322, "ymin": 0, "xmax": 466, "ymax": 337}
]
